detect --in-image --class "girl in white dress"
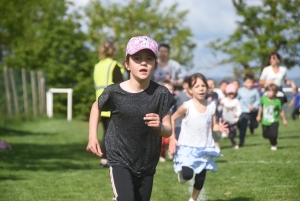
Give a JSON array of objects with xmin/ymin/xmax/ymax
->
[{"xmin": 169, "ymin": 73, "xmax": 228, "ymax": 201}]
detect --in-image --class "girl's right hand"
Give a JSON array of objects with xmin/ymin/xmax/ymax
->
[
  {"xmin": 168, "ymin": 136, "xmax": 178, "ymax": 155},
  {"xmin": 86, "ymin": 138, "xmax": 103, "ymax": 157}
]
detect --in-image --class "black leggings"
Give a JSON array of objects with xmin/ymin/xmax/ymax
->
[
  {"xmin": 101, "ymin": 117, "xmax": 110, "ymax": 159},
  {"xmin": 110, "ymin": 166, "xmax": 154, "ymax": 201},
  {"xmin": 291, "ymin": 107, "xmax": 300, "ymax": 120},
  {"xmin": 182, "ymin": 166, "xmax": 206, "ymax": 190}
]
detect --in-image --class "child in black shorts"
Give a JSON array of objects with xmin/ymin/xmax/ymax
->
[{"xmin": 256, "ymin": 84, "xmax": 287, "ymax": 151}]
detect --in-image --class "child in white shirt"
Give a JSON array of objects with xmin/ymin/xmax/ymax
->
[{"xmin": 221, "ymin": 83, "xmax": 242, "ymax": 149}]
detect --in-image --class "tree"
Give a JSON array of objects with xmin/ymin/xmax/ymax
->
[
  {"xmin": 84, "ymin": 0, "xmax": 195, "ymax": 69},
  {"xmin": 208, "ymin": 0, "xmax": 300, "ymax": 77},
  {"xmin": 0, "ymin": 0, "xmax": 95, "ymax": 118}
]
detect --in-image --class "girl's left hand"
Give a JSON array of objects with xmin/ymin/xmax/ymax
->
[
  {"xmin": 144, "ymin": 113, "xmax": 160, "ymax": 130},
  {"xmin": 219, "ymin": 118, "xmax": 228, "ymax": 133}
]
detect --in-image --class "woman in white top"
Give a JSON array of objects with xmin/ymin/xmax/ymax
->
[{"xmin": 259, "ymin": 52, "xmax": 292, "ymax": 104}]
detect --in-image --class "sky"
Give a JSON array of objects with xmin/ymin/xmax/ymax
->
[{"xmin": 70, "ymin": 0, "xmax": 300, "ymax": 79}]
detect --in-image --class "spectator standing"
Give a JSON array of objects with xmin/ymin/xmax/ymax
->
[
  {"xmin": 93, "ymin": 41, "xmax": 124, "ymax": 168},
  {"xmin": 259, "ymin": 52, "xmax": 292, "ymax": 105},
  {"xmin": 152, "ymin": 43, "xmax": 183, "ymax": 85}
]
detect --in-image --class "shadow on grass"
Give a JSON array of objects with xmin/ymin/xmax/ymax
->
[
  {"xmin": 0, "ymin": 175, "xmax": 26, "ymax": 181},
  {"xmin": 208, "ymin": 197, "xmax": 254, "ymax": 201},
  {"xmin": 0, "ymin": 142, "xmax": 100, "ymax": 171},
  {"xmin": 0, "ymin": 127, "xmax": 53, "ymax": 137},
  {"xmin": 279, "ymin": 135, "xmax": 300, "ymax": 139}
]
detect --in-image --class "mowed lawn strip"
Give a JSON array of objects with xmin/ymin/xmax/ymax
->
[{"xmin": 0, "ymin": 118, "xmax": 299, "ymax": 201}]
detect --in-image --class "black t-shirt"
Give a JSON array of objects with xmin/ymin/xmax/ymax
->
[{"xmin": 98, "ymin": 80, "xmax": 175, "ymax": 176}]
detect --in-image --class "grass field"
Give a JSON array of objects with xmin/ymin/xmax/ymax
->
[{"xmin": 0, "ymin": 118, "xmax": 299, "ymax": 201}]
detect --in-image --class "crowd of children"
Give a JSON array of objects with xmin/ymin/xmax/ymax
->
[{"xmin": 87, "ymin": 36, "xmax": 299, "ymax": 201}]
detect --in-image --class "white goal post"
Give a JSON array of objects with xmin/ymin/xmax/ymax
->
[{"xmin": 46, "ymin": 88, "xmax": 73, "ymax": 121}]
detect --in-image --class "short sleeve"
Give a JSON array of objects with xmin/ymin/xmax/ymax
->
[
  {"xmin": 98, "ymin": 86, "xmax": 112, "ymax": 111},
  {"xmin": 282, "ymin": 67, "xmax": 287, "ymax": 80},
  {"xmin": 277, "ymin": 99, "xmax": 282, "ymax": 110},
  {"xmin": 260, "ymin": 68, "xmax": 267, "ymax": 80},
  {"xmin": 159, "ymin": 89, "xmax": 175, "ymax": 120}
]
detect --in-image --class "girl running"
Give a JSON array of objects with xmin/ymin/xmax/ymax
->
[
  {"xmin": 87, "ymin": 36, "xmax": 175, "ymax": 201},
  {"xmin": 169, "ymin": 73, "xmax": 228, "ymax": 201},
  {"xmin": 221, "ymin": 83, "xmax": 242, "ymax": 149}
]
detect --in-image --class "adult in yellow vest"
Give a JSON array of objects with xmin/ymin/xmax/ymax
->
[{"xmin": 94, "ymin": 41, "xmax": 124, "ymax": 168}]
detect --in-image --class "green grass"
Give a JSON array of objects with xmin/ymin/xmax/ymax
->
[{"xmin": 0, "ymin": 118, "xmax": 299, "ymax": 201}]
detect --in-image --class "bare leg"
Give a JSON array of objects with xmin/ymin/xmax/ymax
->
[{"xmin": 191, "ymin": 188, "xmax": 201, "ymax": 200}]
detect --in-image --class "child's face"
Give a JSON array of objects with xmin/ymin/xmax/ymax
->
[
  {"xmin": 227, "ymin": 93, "xmax": 236, "ymax": 99},
  {"xmin": 243, "ymin": 79, "xmax": 254, "ymax": 89},
  {"xmin": 163, "ymin": 83, "xmax": 174, "ymax": 94},
  {"xmin": 266, "ymin": 90, "xmax": 276, "ymax": 99},
  {"xmin": 189, "ymin": 78, "xmax": 207, "ymax": 101},
  {"xmin": 125, "ymin": 49, "xmax": 156, "ymax": 81},
  {"xmin": 182, "ymin": 82, "xmax": 188, "ymax": 90},
  {"xmin": 207, "ymin": 80, "xmax": 215, "ymax": 93}
]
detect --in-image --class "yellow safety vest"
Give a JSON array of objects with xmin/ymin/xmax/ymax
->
[{"xmin": 94, "ymin": 58, "xmax": 124, "ymax": 117}]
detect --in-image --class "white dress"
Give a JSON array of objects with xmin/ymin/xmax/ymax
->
[{"xmin": 174, "ymin": 100, "xmax": 222, "ymax": 174}]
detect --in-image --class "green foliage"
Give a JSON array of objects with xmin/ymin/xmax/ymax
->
[
  {"xmin": 0, "ymin": 0, "xmax": 194, "ymax": 119},
  {"xmin": 85, "ymin": 0, "xmax": 195, "ymax": 69},
  {"xmin": 208, "ymin": 0, "xmax": 300, "ymax": 78},
  {"xmin": 0, "ymin": 0, "xmax": 95, "ymax": 119}
]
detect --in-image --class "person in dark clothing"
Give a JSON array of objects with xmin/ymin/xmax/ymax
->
[{"xmin": 87, "ymin": 36, "xmax": 174, "ymax": 201}]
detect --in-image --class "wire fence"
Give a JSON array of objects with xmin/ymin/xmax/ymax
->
[{"xmin": 0, "ymin": 67, "xmax": 46, "ymax": 119}]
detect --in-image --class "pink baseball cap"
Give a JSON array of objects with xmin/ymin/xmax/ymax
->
[
  {"xmin": 225, "ymin": 83, "xmax": 237, "ymax": 94},
  {"xmin": 125, "ymin": 36, "xmax": 158, "ymax": 57}
]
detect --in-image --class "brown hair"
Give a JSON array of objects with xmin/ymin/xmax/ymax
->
[
  {"xmin": 243, "ymin": 74, "xmax": 254, "ymax": 82},
  {"xmin": 269, "ymin": 52, "xmax": 281, "ymax": 63},
  {"xmin": 188, "ymin": 73, "xmax": 208, "ymax": 89},
  {"xmin": 99, "ymin": 41, "xmax": 116, "ymax": 59},
  {"xmin": 265, "ymin": 83, "xmax": 278, "ymax": 94}
]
